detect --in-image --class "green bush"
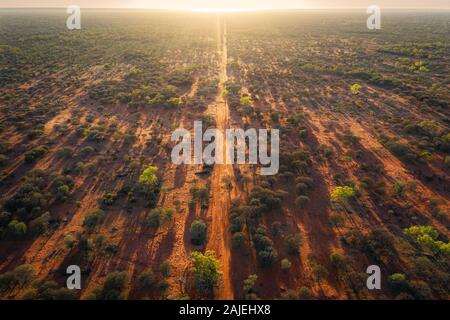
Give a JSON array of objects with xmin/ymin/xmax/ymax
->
[
  {"xmin": 29, "ymin": 212, "xmax": 51, "ymax": 235},
  {"xmin": 285, "ymin": 233, "xmax": 301, "ymax": 255},
  {"xmin": 191, "ymin": 251, "xmax": 222, "ymax": 295},
  {"xmin": 281, "ymin": 258, "xmax": 292, "ymax": 270},
  {"xmin": 243, "ymin": 274, "xmax": 258, "ymax": 294},
  {"xmin": 388, "ymin": 273, "xmax": 408, "ymax": 292},
  {"xmin": 99, "ymin": 271, "xmax": 127, "ymax": 300},
  {"xmin": 190, "ymin": 220, "xmax": 207, "ymax": 246},
  {"xmin": 160, "ymin": 261, "xmax": 171, "ymax": 277},
  {"xmin": 0, "ymin": 264, "xmax": 36, "ymax": 293},
  {"xmin": 25, "ymin": 146, "xmax": 48, "ymax": 163},
  {"xmin": 82, "ymin": 209, "xmax": 105, "ymax": 232},
  {"xmin": 313, "ymin": 265, "xmax": 329, "ymax": 282},
  {"xmin": 8, "ymin": 220, "xmax": 27, "ymax": 237},
  {"xmin": 137, "ymin": 271, "xmax": 156, "ymax": 291},
  {"xmin": 403, "ymin": 225, "xmax": 450, "ymax": 255},
  {"xmin": 299, "ymin": 287, "xmax": 312, "ymax": 300},
  {"xmin": 295, "ymin": 195, "xmax": 310, "ymax": 208},
  {"xmin": 231, "ymin": 232, "xmax": 247, "ymax": 249},
  {"xmin": 331, "ymin": 186, "xmax": 356, "ymax": 202}
]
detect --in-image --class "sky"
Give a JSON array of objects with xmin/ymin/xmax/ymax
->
[{"xmin": 0, "ymin": 0, "xmax": 449, "ymax": 10}]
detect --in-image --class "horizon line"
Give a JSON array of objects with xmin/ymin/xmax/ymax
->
[{"xmin": 1, "ymin": 7, "xmax": 450, "ymax": 11}]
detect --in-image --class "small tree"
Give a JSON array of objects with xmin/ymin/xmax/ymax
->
[
  {"xmin": 139, "ymin": 166, "xmax": 159, "ymax": 194},
  {"xmin": 191, "ymin": 251, "xmax": 222, "ymax": 295},
  {"xmin": 313, "ymin": 265, "xmax": 329, "ymax": 283},
  {"xmin": 295, "ymin": 195, "xmax": 310, "ymax": 208},
  {"xmin": 159, "ymin": 261, "xmax": 171, "ymax": 277},
  {"xmin": 145, "ymin": 209, "xmax": 161, "ymax": 229},
  {"xmin": 82, "ymin": 209, "xmax": 104, "ymax": 232},
  {"xmin": 243, "ymin": 274, "xmax": 258, "ymax": 294},
  {"xmin": 13, "ymin": 264, "xmax": 35, "ymax": 288},
  {"xmin": 8, "ymin": 220, "xmax": 27, "ymax": 237},
  {"xmin": 190, "ymin": 220, "xmax": 207, "ymax": 246},
  {"xmin": 330, "ymin": 252, "xmax": 347, "ymax": 270},
  {"xmin": 231, "ymin": 232, "xmax": 247, "ymax": 249},
  {"xmin": 285, "ymin": 233, "xmax": 301, "ymax": 255},
  {"xmin": 137, "ymin": 271, "xmax": 156, "ymax": 291},
  {"xmin": 101, "ymin": 271, "xmax": 127, "ymax": 300}
]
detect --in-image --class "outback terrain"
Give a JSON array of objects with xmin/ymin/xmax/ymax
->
[{"xmin": 0, "ymin": 9, "xmax": 449, "ymax": 300}]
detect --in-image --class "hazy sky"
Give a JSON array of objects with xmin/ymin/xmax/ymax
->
[{"xmin": 1, "ymin": 0, "xmax": 449, "ymax": 10}]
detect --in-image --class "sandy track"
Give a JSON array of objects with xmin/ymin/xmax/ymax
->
[{"xmin": 205, "ymin": 18, "xmax": 236, "ymax": 300}]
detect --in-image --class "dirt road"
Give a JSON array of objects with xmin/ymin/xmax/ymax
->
[{"xmin": 205, "ymin": 18, "xmax": 236, "ymax": 299}]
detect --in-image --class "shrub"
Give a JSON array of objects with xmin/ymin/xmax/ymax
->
[
  {"xmin": 64, "ymin": 234, "xmax": 75, "ymax": 249},
  {"xmin": 56, "ymin": 146, "xmax": 74, "ymax": 159},
  {"xmin": 257, "ymin": 248, "xmax": 278, "ymax": 267},
  {"xmin": 253, "ymin": 226, "xmax": 278, "ymax": 267},
  {"xmin": 388, "ymin": 273, "xmax": 408, "ymax": 292},
  {"xmin": 331, "ymin": 186, "xmax": 356, "ymax": 202},
  {"xmin": 330, "ymin": 252, "xmax": 346, "ymax": 268},
  {"xmin": 190, "ymin": 220, "xmax": 207, "ymax": 246},
  {"xmin": 144, "ymin": 207, "xmax": 174, "ymax": 229},
  {"xmin": 329, "ymin": 213, "xmax": 344, "ymax": 227},
  {"xmin": 231, "ymin": 232, "xmax": 247, "ymax": 249},
  {"xmin": 281, "ymin": 258, "xmax": 292, "ymax": 270},
  {"xmin": 299, "ymin": 287, "xmax": 312, "ymax": 300},
  {"xmin": 0, "ymin": 154, "xmax": 8, "ymax": 167},
  {"xmin": 351, "ymin": 83, "xmax": 362, "ymax": 95},
  {"xmin": 24, "ymin": 146, "xmax": 48, "ymax": 163},
  {"xmin": 0, "ymin": 264, "xmax": 36, "ymax": 293},
  {"xmin": 78, "ymin": 146, "xmax": 95, "ymax": 157},
  {"xmin": 82, "ymin": 209, "xmax": 105, "ymax": 232},
  {"xmin": 139, "ymin": 166, "xmax": 159, "ymax": 194},
  {"xmin": 296, "ymin": 176, "xmax": 314, "ymax": 188},
  {"xmin": 145, "ymin": 209, "xmax": 161, "ymax": 229},
  {"xmin": 403, "ymin": 225, "xmax": 449, "ymax": 255},
  {"xmin": 281, "ymin": 290, "xmax": 298, "ymax": 300},
  {"xmin": 393, "ymin": 181, "xmax": 406, "ymax": 198},
  {"xmin": 190, "ymin": 186, "xmax": 210, "ymax": 207},
  {"xmin": 386, "ymin": 141, "xmax": 417, "ymax": 163},
  {"xmin": 100, "ymin": 271, "xmax": 127, "ymax": 300},
  {"xmin": 191, "ymin": 251, "xmax": 222, "ymax": 295},
  {"xmin": 29, "ymin": 212, "xmax": 51, "ymax": 235},
  {"xmin": 285, "ymin": 233, "xmax": 301, "ymax": 255},
  {"xmin": 25, "ymin": 280, "xmax": 76, "ymax": 300},
  {"xmin": 408, "ymin": 280, "xmax": 434, "ymax": 300},
  {"xmin": 137, "ymin": 271, "xmax": 156, "ymax": 291},
  {"xmin": 243, "ymin": 274, "xmax": 258, "ymax": 294},
  {"xmin": 102, "ymin": 192, "xmax": 117, "ymax": 206},
  {"xmin": 295, "ymin": 182, "xmax": 309, "ymax": 195},
  {"xmin": 5, "ymin": 172, "xmax": 47, "ymax": 215},
  {"xmin": 159, "ymin": 261, "xmax": 171, "ymax": 277},
  {"xmin": 313, "ymin": 265, "xmax": 329, "ymax": 282},
  {"xmin": 295, "ymin": 195, "xmax": 310, "ymax": 208},
  {"xmin": 8, "ymin": 220, "xmax": 27, "ymax": 237},
  {"xmin": 249, "ymin": 186, "xmax": 286, "ymax": 212}
]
